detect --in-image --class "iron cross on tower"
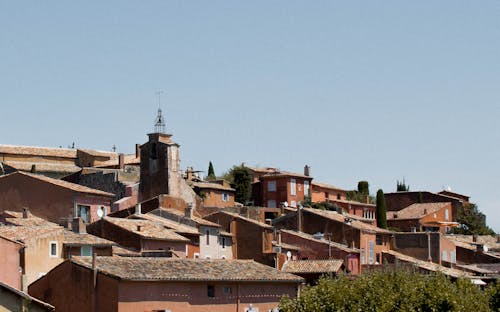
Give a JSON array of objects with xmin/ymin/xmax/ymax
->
[{"xmin": 154, "ymin": 90, "xmax": 166, "ymax": 134}]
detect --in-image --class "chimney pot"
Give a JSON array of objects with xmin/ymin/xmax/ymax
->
[
  {"xmin": 137, "ymin": 225, "xmax": 142, "ymax": 232},
  {"xmin": 185, "ymin": 203, "xmax": 193, "ymax": 219},
  {"xmin": 135, "ymin": 144, "xmax": 141, "ymax": 158},
  {"xmin": 135, "ymin": 203, "xmax": 141, "ymax": 215},
  {"xmin": 118, "ymin": 153, "xmax": 125, "ymax": 170},
  {"xmin": 304, "ymin": 165, "xmax": 310, "ymax": 177},
  {"xmin": 72, "ymin": 217, "xmax": 87, "ymax": 234},
  {"xmin": 22, "ymin": 207, "xmax": 29, "ymax": 219}
]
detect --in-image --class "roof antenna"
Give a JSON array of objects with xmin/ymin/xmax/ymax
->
[{"xmin": 154, "ymin": 90, "xmax": 166, "ymax": 134}]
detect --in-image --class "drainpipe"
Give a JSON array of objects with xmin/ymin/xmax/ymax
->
[{"xmin": 427, "ymin": 232, "xmax": 432, "ymax": 262}]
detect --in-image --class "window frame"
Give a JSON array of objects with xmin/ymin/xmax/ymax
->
[{"xmin": 49, "ymin": 241, "xmax": 58, "ymax": 258}]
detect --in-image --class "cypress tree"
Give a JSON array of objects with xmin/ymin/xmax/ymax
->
[
  {"xmin": 376, "ymin": 189, "xmax": 388, "ymax": 229},
  {"xmin": 207, "ymin": 161, "xmax": 216, "ymax": 180}
]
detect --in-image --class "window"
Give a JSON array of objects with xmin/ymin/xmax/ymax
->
[
  {"xmin": 267, "ymin": 200, "xmax": 277, "ymax": 208},
  {"xmin": 81, "ymin": 245, "xmax": 92, "ymax": 257},
  {"xmin": 337, "ymin": 193, "xmax": 341, "ymax": 200},
  {"xmin": 304, "ymin": 181, "xmax": 310, "ymax": 196},
  {"xmin": 445, "ymin": 209, "xmax": 449, "ymax": 221},
  {"xmin": 450, "ymin": 251, "xmax": 456, "ymax": 263},
  {"xmin": 442, "ymin": 251, "xmax": 448, "ymax": 262},
  {"xmin": 222, "ymin": 237, "xmax": 226, "ymax": 249},
  {"xmin": 267, "ymin": 181, "xmax": 276, "ymax": 192},
  {"xmin": 361, "ymin": 248, "xmax": 366, "ymax": 264},
  {"xmin": 290, "ymin": 200, "xmax": 297, "ymax": 208},
  {"xmin": 77, "ymin": 205, "xmax": 91, "ymax": 223},
  {"xmin": 376, "ymin": 235, "xmax": 383, "ymax": 245},
  {"xmin": 49, "ymin": 242, "xmax": 58, "ymax": 257},
  {"xmin": 221, "ymin": 193, "xmax": 230, "ymax": 202},
  {"xmin": 290, "ymin": 179, "xmax": 296, "ymax": 196},
  {"xmin": 207, "ymin": 285, "xmax": 215, "ymax": 298},
  {"xmin": 223, "ymin": 286, "xmax": 232, "ymax": 294},
  {"xmin": 368, "ymin": 241, "xmax": 375, "ymax": 264},
  {"xmin": 206, "ymin": 230, "xmax": 210, "ymax": 245}
]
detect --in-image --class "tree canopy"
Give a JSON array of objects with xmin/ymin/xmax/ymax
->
[
  {"xmin": 280, "ymin": 270, "xmax": 498, "ymax": 312},
  {"xmin": 220, "ymin": 165, "xmax": 252, "ymax": 204},
  {"xmin": 453, "ymin": 203, "xmax": 495, "ymax": 235},
  {"xmin": 396, "ymin": 178, "xmax": 410, "ymax": 192}
]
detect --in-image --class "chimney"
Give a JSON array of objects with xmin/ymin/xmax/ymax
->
[
  {"xmin": 118, "ymin": 153, "xmax": 125, "ymax": 170},
  {"xmin": 135, "ymin": 144, "xmax": 141, "ymax": 158},
  {"xmin": 186, "ymin": 167, "xmax": 194, "ymax": 181},
  {"xmin": 473, "ymin": 234, "xmax": 478, "ymax": 243},
  {"xmin": 185, "ymin": 203, "xmax": 193, "ymax": 219},
  {"xmin": 72, "ymin": 217, "xmax": 87, "ymax": 234},
  {"xmin": 22, "ymin": 207, "xmax": 29, "ymax": 219},
  {"xmin": 135, "ymin": 203, "xmax": 141, "ymax": 215},
  {"xmin": 297, "ymin": 204, "xmax": 303, "ymax": 232},
  {"xmin": 137, "ymin": 225, "xmax": 142, "ymax": 232},
  {"xmin": 277, "ymin": 230, "xmax": 282, "ymax": 246},
  {"xmin": 423, "ymin": 208, "xmax": 427, "ymax": 215},
  {"xmin": 304, "ymin": 165, "xmax": 310, "ymax": 177},
  {"xmin": 92, "ymin": 252, "xmax": 97, "ymax": 288}
]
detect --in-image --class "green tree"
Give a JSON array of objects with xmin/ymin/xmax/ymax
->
[
  {"xmin": 280, "ymin": 270, "xmax": 494, "ymax": 312},
  {"xmin": 358, "ymin": 181, "xmax": 369, "ymax": 195},
  {"xmin": 376, "ymin": 189, "xmax": 388, "ymax": 229},
  {"xmin": 396, "ymin": 178, "xmax": 410, "ymax": 192},
  {"xmin": 221, "ymin": 165, "xmax": 252, "ymax": 204},
  {"xmin": 207, "ymin": 161, "xmax": 216, "ymax": 181},
  {"xmin": 453, "ymin": 203, "xmax": 495, "ymax": 235}
]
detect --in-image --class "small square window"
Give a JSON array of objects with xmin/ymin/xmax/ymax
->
[
  {"xmin": 81, "ymin": 245, "xmax": 92, "ymax": 257},
  {"xmin": 49, "ymin": 242, "xmax": 58, "ymax": 257},
  {"xmin": 207, "ymin": 285, "xmax": 215, "ymax": 298},
  {"xmin": 223, "ymin": 286, "xmax": 232, "ymax": 294}
]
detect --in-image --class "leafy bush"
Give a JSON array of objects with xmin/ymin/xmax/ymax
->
[{"xmin": 280, "ymin": 270, "xmax": 496, "ymax": 312}]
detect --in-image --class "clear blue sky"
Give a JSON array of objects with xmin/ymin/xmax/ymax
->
[{"xmin": 1, "ymin": 1, "xmax": 499, "ymax": 232}]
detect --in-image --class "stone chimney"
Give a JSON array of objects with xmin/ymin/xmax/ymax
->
[
  {"xmin": 185, "ymin": 203, "xmax": 193, "ymax": 219},
  {"xmin": 137, "ymin": 225, "xmax": 142, "ymax": 232},
  {"xmin": 473, "ymin": 234, "xmax": 478, "ymax": 243},
  {"xmin": 118, "ymin": 153, "xmax": 125, "ymax": 170},
  {"xmin": 135, "ymin": 144, "xmax": 141, "ymax": 158},
  {"xmin": 134, "ymin": 203, "xmax": 141, "ymax": 215},
  {"xmin": 304, "ymin": 165, "xmax": 310, "ymax": 177},
  {"xmin": 186, "ymin": 167, "xmax": 194, "ymax": 181},
  {"xmin": 22, "ymin": 207, "xmax": 29, "ymax": 219},
  {"xmin": 72, "ymin": 217, "xmax": 87, "ymax": 234}
]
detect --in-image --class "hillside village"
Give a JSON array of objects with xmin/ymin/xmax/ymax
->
[{"xmin": 0, "ymin": 110, "xmax": 498, "ymax": 312}]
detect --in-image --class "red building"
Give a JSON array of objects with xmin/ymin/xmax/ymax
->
[
  {"xmin": 387, "ymin": 202, "xmax": 458, "ymax": 233},
  {"xmin": 248, "ymin": 167, "xmax": 313, "ymax": 208},
  {"xmin": 28, "ymin": 257, "xmax": 303, "ymax": 312}
]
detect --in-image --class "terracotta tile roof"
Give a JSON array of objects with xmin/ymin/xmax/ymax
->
[
  {"xmin": 2, "ymin": 172, "xmax": 115, "ymax": 197},
  {"xmin": 2, "ymin": 211, "xmax": 58, "ymax": 227},
  {"xmin": 209, "ymin": 211, "xmax": 273, "ymax": 229},
  {"xmin": 0, "ymin": 281, "xmax": 55, "ymax": 311},
  {"xmin": 303, "ymin": 208, "xmax": 392, "ymax": 234},
  {"xmin": 190, "ymin": 181, "xmax": 235, "ymax": 192},
  {"xmin": 247, "ymin": 166, "xmax": 312, "ymax": 179},
  {"xmin": 104, "ymin": 217, "xmax": 190, "ymax": 242},
  {"xmin": 0, "ymin": 144, "xmax": 77, "ymax": 158},
  {"xmin": 456, "ymin": 263, "xmax": 500, "ymax": 275},
  {"xmin": 273, "ymin": 241, "xmax": 301, "ymax": 251},
  {"xmin": 72, "ymin": 256, "xmax": 304, "ymax": 282},
  {"xmin": 2, "ymin": 161, "xmax": 81, "ymax": 173},
  {"xmin": 280, "ymin": 229, "xmax": 359, "ymax": 253},
  {"xmin": 131, "ymin": 213, "xmax": 200, "ymax": 235},
  {"xmin": 311, "ymin": 181, "xmax": 345, "ymax": 192},
  {"xmin": 155, "ymin": 208, "xmax": 221, "ymax": 228},
  {"xmin": 63, "ymin": 231, "xmax": 116, "ymax": 247},
  {"xmin": 330, "ymin": 199, "xmax": 376, "ymax": 207},
  {"xmin": 383, "ymin": 250, "xmax": 471, "ymax": 278},
  {"xmin": 112, "ymin": 245, "xmax": 142, "ymax": 257},
  {"xmin": 445, "ymin": 235, "xmax": 500, "ymax": 251},
  {"xmin": 94, "ymin": 154, "xmax": 140, "ymax": 168},
  {"xmin": 77, "ymin": 149, "xmax": 117, "ymax": 158},
  {"xmin": 282, "ymin": 259, "xmax": 344, "ymax": 274},
  {"xmin": 0, "ymin": 224, "xmax": 63, "ymax": 242},
  {"xmin": 387, "ymin": 202, "xmax": 450, "ymax": 220}
]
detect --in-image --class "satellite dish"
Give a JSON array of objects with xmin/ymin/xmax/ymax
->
[
  {"xmin": 286, "ymin": 251, "xmax": 292, "ymax": 260},
  {"xmin": 97, "ymin": 207, "xmax": 105, "ymax": 218}
]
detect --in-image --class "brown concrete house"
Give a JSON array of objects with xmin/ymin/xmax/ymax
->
[
  {"xmin": 273, "ymin": 207, "xmax": 393, "ymax": 266},
  {"xmin": 0, "ymin": 171, "xmax": 114, "ymax": 224},
  {"xmin": 279, "ymin": 229, "xmax": 361, "ymax": 274},
  {"xmin": 392, "ymin": 232, "xmax": 457, "ymax": 266},
  {"xmin": 384, "ymin": 191, "xmax": 463, "ymax": 221},
  {"xmin": 28, "ymin": 257, "xmax": 304, "ymax": 312},
  {"xmin": 205, "ymin": 211, "xmax": 279, "ymax": 266},
  {"xmin": 311, "ymin": 181, "xmax": 347, "ymax": 202},
  {"xmin": 87, "ymin": 217, "xmax": 190, "ymax": 257},
  {"xmin": 0, "ymin": 211, "xmax": 115, "ymax": 290},
  {"xmin": 249, "ymin": 167, "xmax": 313, "ymax": 208},
  {"xmin": 189, "ymin": 180, "xmax": 236, "ymax": 208},
  {"xmin": 0, "ymin": 144, "xmax": 136, "ymax": 179},
  {"xmin": 330, "ymin": 199, "xmax": 377, "ymax": 224},
  {"xmin": 387, "ymin": 202, "xmax": 458, "ymax": 233},
  {"xmin": 0, "ymin": 281, "xmax": 54, "ymax": 312}
]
